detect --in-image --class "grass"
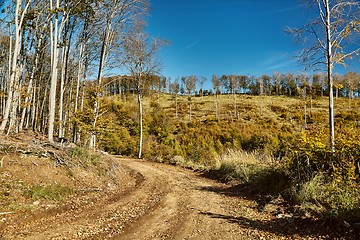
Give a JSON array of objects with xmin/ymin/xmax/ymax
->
[
  {"xmin": 215, "ymin": 150, "xmax": 266, "ymax": 182},
  {"xmin": 24, "ymin": 184, "xmax": 73, "ymax": 201},
  {"xmin": 96, "ymin": 93, "xmax": 360, "ymax": 219},
  {"xmin": 68, "ymin": 146, "xmax": 101, "ymax": 168},
  {"xmin": 168, "ymin": 155, "xmax": 205, "ymax": 170},
  {"xmin": 293, "ymin": 172, "xmax": 360, "ymax": 218},
  {"xmin": 215, "ymin": 150, "xmax": 291, "ymax": 194}
]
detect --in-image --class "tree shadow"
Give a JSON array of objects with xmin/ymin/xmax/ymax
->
[
  {"xmin": 198, "ymin": 183, "xmax": 281, "ymax": 212},
  {"xmin": 197, "ymin": 181, "xmax": 360, "ymax": 239},
  {"xmin": 199, "ymin": 211, "xmax": 356, "ymax": 239}
]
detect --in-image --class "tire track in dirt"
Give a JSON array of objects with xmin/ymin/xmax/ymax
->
[
  {"xmin": 2, "ymin": 157, "xmax": 307, "ymax": 240},
  {"xmin": 24, "ymin": 159, "xmax": 171, "ymax": 239}
]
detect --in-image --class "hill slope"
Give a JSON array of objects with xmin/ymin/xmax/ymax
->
[{"xmin": 0, "ymin": 134, "xmax": 359, "ymax": 239}]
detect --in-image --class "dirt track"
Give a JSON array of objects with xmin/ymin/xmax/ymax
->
[{"xmin": 0, "ymin": 157, "xmax": 355, "ymax": 239}]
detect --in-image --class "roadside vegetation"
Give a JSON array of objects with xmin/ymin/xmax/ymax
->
[
  {"xmin": 90, "ymin": 92, "xmax": 360, "ymax": 221},
  {"xmin": 0, "ymin": 140, "xmax": 126, "ymax": 213}
]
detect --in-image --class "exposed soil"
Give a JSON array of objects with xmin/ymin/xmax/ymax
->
[{"xmin": 0, "ymin": 134, "xmax": 359, "ymax": 239}]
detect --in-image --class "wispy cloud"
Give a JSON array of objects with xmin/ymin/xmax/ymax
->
[
  {"xmin": 260, "ymin": 51, "xmax": 296, "ymax": 71},
  {"xmin": 271, "ymin": 6, "xmax": 303, "ymax": 15},
  {"xmin": 185, "ymin": 41, "xmax": 198, "ymax": 49},
  {"xmin": 255, "ymin": 5, "xmax": 303, "ymax": 17}
]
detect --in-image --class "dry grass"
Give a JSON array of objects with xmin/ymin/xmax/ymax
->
[{"xmin": 215, "ymin": 149, "xmax": 273, "ymax": 182}]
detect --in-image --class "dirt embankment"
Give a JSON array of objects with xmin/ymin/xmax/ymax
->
[{"xmin": 0, "ymin": 138, "xmax": 358, "ymax": 239}]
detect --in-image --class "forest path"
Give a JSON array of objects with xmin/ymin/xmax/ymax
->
[{"xmin": 1, "ymin": 157, "xmax": 334, "ymax": 239}]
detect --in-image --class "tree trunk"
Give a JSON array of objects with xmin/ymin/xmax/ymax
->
[
  {"xmin": 325, "ymin": 0, "xmax": 335, "ymax": 152},
  {"xmin": 189, "ymin": 98, "xmax": 192, "ymax": 121},
  {"xmin": 58, "ymin": 46, "xmax": 67, "ymax": 139},
  {"xmin": 138, "ymin": 92, "xmax": 143, "ymax": 159},
  {"xmin": 0, "ymin": 3, "xmax": 19, "ymax": 134},
  {"xmin": 303, "ymin": 87, "xmax": 307, "ymax": 129},
  {"xmin": 175, "ymin": 93, "xmax": 178, "ymax": 118},
  {"xmin": 48, "ymin": 0, "xmax": 60, "ymax": 143},
  {"xmin": 73, "ymin": 43, "xmax": 83, "ymax": 143},
  {"xmin": 20, "ymin": 36, "xmax": 42, "ymax": 131},
  {"xmin": 233, "ymin": 90, "xmax": 237, "ymax": 118},
  {"xmin": 39, "ymin": 87, "xmax": 48, "ymax": 133},
  {"xmin": 91, "ymin": 21, "xmax": 111, "ymax": 149},
  {"xmin": 348, "ymin": 89, "xmax": 351, "ymax": 109},
  {"xmin": 7, "ymin": 86, "xmax": 19, "ymax": 135},
  {"xmin": 215, "ymin": 92, "xmax": 219, "ymax": 121}
]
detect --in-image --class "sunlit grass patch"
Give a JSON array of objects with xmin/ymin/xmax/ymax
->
[{"xmin": 24, "ymin": 184, "xmax": 73, "ymax": 200}]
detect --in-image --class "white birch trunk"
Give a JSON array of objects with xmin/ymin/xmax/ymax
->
[
  {"xmin": 58, "ymin": 45, "xmax": 67, "ymax": 138},
  {"xmin": 215, "ymin": 92, "xmax": 219, "ymax": 121},
  {"xmin": 138, "ymin": 91, "xmax": 143, "ymax": 159},
  {"xmin": 48, "ymin": 0, "xmax": 59, "ymax": 143},
  {"xmin": 90, "ymin": 21, "xmax": 112, "ymax": 148},
  {"xmin": 325, "ymin": 0, "xmax": 335, "ymax": 152},
  {"xmin": 73, "ymin": 39, "xmax": 85, "ymax": 143},
  {"xmin": 19, "ymin": 35, "xmax": 42, "ymax": 131},
  {"xmin": 0, "ymin": 0, "xmax": 21, "ymax": 133},
  {"xmin": 175, "ymin": 93, "xmax": 178, "ymax": 118}
]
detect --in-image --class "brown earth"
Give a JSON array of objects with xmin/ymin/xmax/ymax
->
[{"xmin": 0, "ymin": 134, "xmax": 359, "ymax": 239}]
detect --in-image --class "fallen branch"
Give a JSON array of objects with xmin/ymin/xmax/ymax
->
[{"xmin": 47, "ymin": 151, "xmax": 68, "ymax": 166}]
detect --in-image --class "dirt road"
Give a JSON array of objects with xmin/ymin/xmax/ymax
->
[{"xmin": 0, "ymin": 157, "xmax": 352, "ymax": 239}]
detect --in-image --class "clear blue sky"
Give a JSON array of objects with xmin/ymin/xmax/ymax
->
[{"xmin": 147, "ymin": 0, "xmax": 360, "ymax": 86}]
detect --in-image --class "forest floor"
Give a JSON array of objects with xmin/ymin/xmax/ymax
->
[{"xmin": 0, "ymin": 134, "xmax": 359, "ymax": 239}]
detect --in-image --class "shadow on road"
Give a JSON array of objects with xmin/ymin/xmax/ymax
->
[
  {"xmin": 200, "ymin": 211, "xmax": 335, "ymax": 239},
  {"xmin": 198, "ymin": 183, "xmax": 360, "ymax": 240}
]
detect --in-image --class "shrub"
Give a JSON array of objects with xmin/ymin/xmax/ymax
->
[
  {"xmin": 293, "ymin": 173, "xmax": 360, "ymax": 218},
  {"xmin": 287, "ymin": 129, "xmax": 360, "ymax": 218}
]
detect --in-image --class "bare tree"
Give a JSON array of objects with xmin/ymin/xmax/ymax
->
[
  {"xmin": 298, "ymin": 73, "xmax": 309, "ymax": 129},
  {"xmin": 0, "ymin": 0, "xmax": 33, "ymax": 134},
  {"xmin": 198, "ymin": 76, "xmax": 206, "ymax": 98},
  {"xmin": 169, "ymin": 78, "xmax": 180, "ymax": 118},
  {"xmin": 122, "ymin": 24, "xmax": 166, "ymax": 159},
  {"xmin": 212, "ymin": 75, "xmax": 220, "ymax": 121},
  {"xmin": 258, "ymin": 75, "xmax": 268, "ymax": 116},
  {"xmin": 272, "ymin": 71, "xmax": 281, "ymax": 96},
  {"xmin": 333, "ymin": 74, "xmax": 343, "ymax": 98},
  {"xmin": 229, "ymin": 75, "xmax": 237, "ymax": 117},
  {"xmin": 182, "ymin": 75, "xmax": 197, "ymax": 121},
  {"xmin": 312, "ymin": 72, "xmax": 326, "ymax": 96},
  {"xmin": 344, "ymin": 71, "xmax": 359, "ymax": 108},
  {"xmin": 290, "ymin": 0, "xmax": 360, "ymax": 151},
  {"xmin": 89, "ymin": 0, "xmax": 149, "ymax": 149}
]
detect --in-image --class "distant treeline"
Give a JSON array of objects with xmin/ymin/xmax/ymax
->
[{"xmin": 101, "ymin": 72, "xmax": 360, "ymax": 98}]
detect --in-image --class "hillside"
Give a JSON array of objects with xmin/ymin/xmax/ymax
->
[
  {"xmin": 0, "ymin": 95, "xmax": 360, "ymax": 238},
  {"xmin": 96, "ymin": 93, "xmax": 360, "ymax": 162},
  {"xmin": 0, "ymin": 133, "xmax": 359, "ymax": 239}
]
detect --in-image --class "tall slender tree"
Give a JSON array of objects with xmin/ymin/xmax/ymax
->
[
  {"xmin": 122, "ymin": 23, "xmax": 166, "ymax": 159},
  {"xmin": 169, "ymin": 78, "xmax": 180, "ymax": 118},
  {"xmin": 290, "ymin": 0, "xmax": 360, "ymax": 151},
  {"xmin": 182, "ymin": 75, "xmax": 197, "ymax": 121},
  {"xmin": 0, "ymin": 0, "xmax": 33, "ymax": 134},
  {"xmin": 89, "ymin": 0, "xmax": 148, "ymax": 149},
  {"xmin": 212, "ymin": 75, "xmax": 220, "ymax": 121}
]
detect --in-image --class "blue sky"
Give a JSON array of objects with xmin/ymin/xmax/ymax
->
[{"xmin": 147, "ymin": 0, "xmax": 360, "ymax": 86}]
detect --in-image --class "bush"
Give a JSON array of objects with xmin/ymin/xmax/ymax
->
[
  {"xmin": 294, "ymin": 173, "xmax": 360, "ymax": 218},
  {"xmin": 287, "ymin": 129, "xmax": 360, "ymax": 218}
]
